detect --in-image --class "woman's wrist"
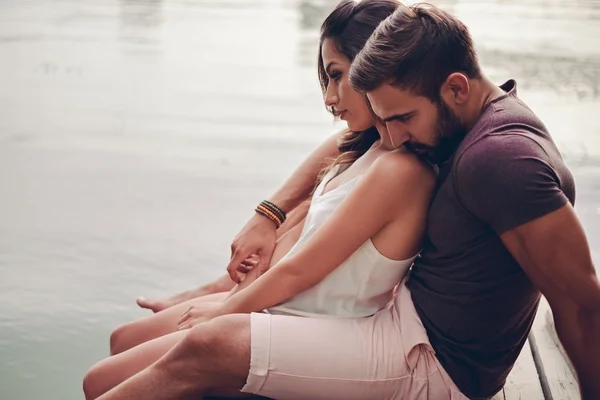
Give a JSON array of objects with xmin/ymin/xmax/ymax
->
[
  {"xmin": 219, "ymin": 296, "xmax": 244, "ymax": 316},
  {"xmin": 255, "ymin": 200, "xmax": 287, "ymax": 229}
]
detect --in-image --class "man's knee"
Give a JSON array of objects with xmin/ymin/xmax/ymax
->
[
  {"xmin": 82, "ymin": 362, "xmax": 109, "ymax": 400},
  {"xmin": 174, "ymin": 319, "xmax": 227, "ymax": 360},
  {"xmin": 160, "ymin": 315, "xmax": 251, "ymax": 387}
]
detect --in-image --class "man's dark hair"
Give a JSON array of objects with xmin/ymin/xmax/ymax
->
[{"xmin": 350, "ymin": 3, "xmax": 482, "ymax": 101}]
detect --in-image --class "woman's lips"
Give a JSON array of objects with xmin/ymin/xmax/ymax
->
[{"xmin": 335, "ymin": 110, "xmax": 347, "ymax": 119}]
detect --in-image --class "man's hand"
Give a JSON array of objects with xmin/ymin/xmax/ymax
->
[
  {"xmin": 501, "ymin": 204, "xmax": 600, "ymax": 399},
  {"xmin": 226, "ymin": 213, "xmax": 277, "ymax": 283}
]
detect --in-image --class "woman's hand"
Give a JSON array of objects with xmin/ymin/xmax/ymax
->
[
  {"xmin": 177, "ymin": 302, "xmax": 225, "ymax": 331},
  {"xmin": 226, "ymin": 214, "xmax": 278, "ymax": 283}
]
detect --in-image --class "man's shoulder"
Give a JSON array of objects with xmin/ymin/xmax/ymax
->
[
  {"xmin": 455, "ymin": 131, "xmax": 552, "ymax": 176},
  {"xmin": 456, "ymin": 84, "xmax": 555, "ymax": 170}
]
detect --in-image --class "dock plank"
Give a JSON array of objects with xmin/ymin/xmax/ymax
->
[
  {"xmin": 529, "ymin": 298, "xmax": 581, "ymax": 400},
  {"xmin": 503, "ymin": 340, "xmax": 545, "ymax": 399}
]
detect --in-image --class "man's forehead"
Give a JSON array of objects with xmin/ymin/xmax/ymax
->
[{"xmin": 367, "ymin": 85, "xmax": 414, "ymax": 118}]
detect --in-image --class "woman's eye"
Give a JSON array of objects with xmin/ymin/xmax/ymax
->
[{"xmin": 329, "ymin": 71, "xmax": 342, "ymax": 81}]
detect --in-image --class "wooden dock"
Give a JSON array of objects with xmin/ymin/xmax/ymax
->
[{"xmin": 492, "ymin": 298, "xmax": 580, "ymax": 400}]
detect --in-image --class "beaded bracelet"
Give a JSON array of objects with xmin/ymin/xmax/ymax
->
[
  {"xmin": 262, "ymin": 200, "xmax": 286, "ymax": 223},
  {"xmin": 255, "ymin": 200, "xmax": 287, "ymax": 229}
]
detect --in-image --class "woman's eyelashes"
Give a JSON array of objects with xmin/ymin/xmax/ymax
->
[{"xmin": 328, "ymin": 70, "xmax": 342, "ymax": 82}]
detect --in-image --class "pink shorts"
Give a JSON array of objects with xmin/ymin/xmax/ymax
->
[{"xmin": 240, "ymin": 278, "xmax": 468, "ymax": 400}]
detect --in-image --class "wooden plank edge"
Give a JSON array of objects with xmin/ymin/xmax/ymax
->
[
  {"xmin": 503, "ymin": 339, "xmax": 545, "ymax": 399},
  {"xmin": 529, "ymin": 298, "xmax": 581, "ymax": 400}
]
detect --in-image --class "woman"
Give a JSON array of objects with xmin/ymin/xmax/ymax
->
[{"xmin": 83, "ymin": 1, "xmax": 435, "ymax": 398}]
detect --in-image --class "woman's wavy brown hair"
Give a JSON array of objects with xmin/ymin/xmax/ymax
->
[{"xmin": 315, "ymin": 0, "xmax": 402, "ymax": 187}]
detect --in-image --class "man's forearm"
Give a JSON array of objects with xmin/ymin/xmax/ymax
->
[
  {"xmin": 554, "ymin": 304, "xmax": 600, "ymax": 399},
  {"xmin": 267, "ymin": 131, "xmax": 341, "ymax": 213}
]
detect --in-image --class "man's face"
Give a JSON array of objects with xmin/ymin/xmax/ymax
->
[{"xmin": 367, "ymin": 83, "xmax": 466, "ymax": 163}]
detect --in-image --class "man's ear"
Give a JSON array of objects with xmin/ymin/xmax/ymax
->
[{"xmin": 440, "ymin": 73, "xmax": 470, "ymax": 105}]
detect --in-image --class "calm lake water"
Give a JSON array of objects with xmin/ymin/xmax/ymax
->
[{"xmin": 0, "ymin": 0, "xmax": 599, "ymax": 399}]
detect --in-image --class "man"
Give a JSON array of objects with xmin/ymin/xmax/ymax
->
[{"xmin": 97, "ymin": 4, "xmax": 600, "ymax": 400}]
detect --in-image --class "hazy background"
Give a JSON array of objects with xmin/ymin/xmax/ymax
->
[{"xmin": 1, "ymin": 0, "xmax": 599, "ymax": 399}]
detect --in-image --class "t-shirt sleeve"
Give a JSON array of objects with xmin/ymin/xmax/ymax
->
[{"xmin": 454, "ymin": 133, "xmax": 569, "ymax": 234}]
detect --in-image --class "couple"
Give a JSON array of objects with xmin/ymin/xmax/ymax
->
[{"xmin": 83, "ymin": 1, "xmax": 600, "ymax": 399}]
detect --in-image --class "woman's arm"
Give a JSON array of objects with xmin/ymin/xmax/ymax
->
[
  {"xmin": 266, "ymin": 132, "xmax": 341, "ymax": 213},
  {"xmin": 225, "ymin": 131, "xmax": 342, "ymax": 282},
  {"xmin": 220, "ymin": 152, "xmax": 435, "ymax": 315}
]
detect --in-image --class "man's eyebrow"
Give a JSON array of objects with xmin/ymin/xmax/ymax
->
[{"xmin": 382, "ymin": 111, "xmax": 416, "ymax": 123}]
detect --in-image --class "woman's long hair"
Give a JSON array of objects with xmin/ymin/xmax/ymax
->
[{"xmin": 316, "ymin": 0, "xmax": 401, "ymax": 186}]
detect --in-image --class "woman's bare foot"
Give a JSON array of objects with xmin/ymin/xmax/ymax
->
[
  {"xmin": 135, "ymin": 266, "xmax": 256, "ymax": 313},
  {"xmin": 136, "ymin": 295, "xmax": 185, "ymax": 313}
]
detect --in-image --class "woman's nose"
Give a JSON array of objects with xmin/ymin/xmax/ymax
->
[
  {"xmin": 325, "ymin": 85, "xmax": 339, "ymax": 107},
  {"xmin": 325, "ymin": 94, "xmax": 339, "ymax": 106},
  {"xmin": 325, "ymin": 95, "xmax": 339, "ymax": 107}
]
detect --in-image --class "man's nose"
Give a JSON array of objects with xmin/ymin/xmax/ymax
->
[{"xmin": 387, "ymin": 123, "xmax": 410, "ymax": 146}]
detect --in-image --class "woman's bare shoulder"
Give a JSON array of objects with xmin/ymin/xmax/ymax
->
[{"xmin": 366, "ymin": 149, "xmax": 436, "ymax": 195}]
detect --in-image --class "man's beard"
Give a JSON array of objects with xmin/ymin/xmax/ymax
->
[{"xmin": 406, "ymin": 99, "xmax": 467, "ymax": 165}]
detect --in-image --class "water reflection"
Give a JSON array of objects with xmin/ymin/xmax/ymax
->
[{"xmin": 118, "ymin": 0, "xmax": 163, "ymax": 57}]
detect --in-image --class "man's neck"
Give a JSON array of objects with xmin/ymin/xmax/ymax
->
[{"xmin": 463, "ymin": 77, "xmax": 507, "ymax": 130}]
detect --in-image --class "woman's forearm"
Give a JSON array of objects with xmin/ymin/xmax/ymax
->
[
  {"xmin": 220, "ymin": 261, "xmax": 314, "ymax": 314},
  {"xmin": 267, "ymin": 131, "xmax": 341, "ymax": 213}
]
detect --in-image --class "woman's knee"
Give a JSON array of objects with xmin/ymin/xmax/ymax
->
[{"xmin": 110, "ymin": 322, "xmax": 136, "ymax": 355}]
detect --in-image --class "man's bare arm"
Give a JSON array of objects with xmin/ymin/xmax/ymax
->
[{"xmin": 501, "ymin": 204, "xmax": 600, "ymax": 399}]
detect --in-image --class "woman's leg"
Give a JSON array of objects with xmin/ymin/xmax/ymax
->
[
  {"xmin": 111, "ymin": 214, "xmax": 307, "ymax": 356},
  {"xmin": 110, "ymin": 292, "xmax": 228, "ymax": 355},
  {"xmin": 136, "ymin": 274, "xmax": 237, "ymax": 313}
]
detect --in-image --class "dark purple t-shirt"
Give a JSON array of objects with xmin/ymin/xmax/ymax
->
[{"xmin": 408, "ymin": 80, "xmax": 575, "ymax": 399}]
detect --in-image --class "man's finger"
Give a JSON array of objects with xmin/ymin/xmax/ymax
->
[
  {"xmin": 236, "ymin": 264, "xmax": 252, "ymax": 273},
  {"xmin": 255, "ymin": 257, "xmax": 272, "ymax": 277},
  {"xmin": 241, "ymin": 258, "xmax": 258, "ymax": 267}
]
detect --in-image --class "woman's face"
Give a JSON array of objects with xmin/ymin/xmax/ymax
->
[{"xmin": 321, "ymin": 38, "xmax": 374, "ymax": 132}]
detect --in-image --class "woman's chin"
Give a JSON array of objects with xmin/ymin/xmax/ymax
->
[{"xmin": 346, "ymin": 120, "xmax": 373, "ymax": 132}]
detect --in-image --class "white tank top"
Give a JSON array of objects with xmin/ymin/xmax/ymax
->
[{"xmin": 268, "ymin": 165, "xmax": 417, "ymax": 318}]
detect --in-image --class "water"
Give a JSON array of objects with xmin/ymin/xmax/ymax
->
[{"xmin": 0, "ymin": 1, "xmax": 598, "ymax": 399}]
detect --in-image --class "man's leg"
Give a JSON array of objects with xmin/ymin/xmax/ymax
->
[{"xmin": 97, "ymin": 314, "xmax": 252, "ymax": 400}]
